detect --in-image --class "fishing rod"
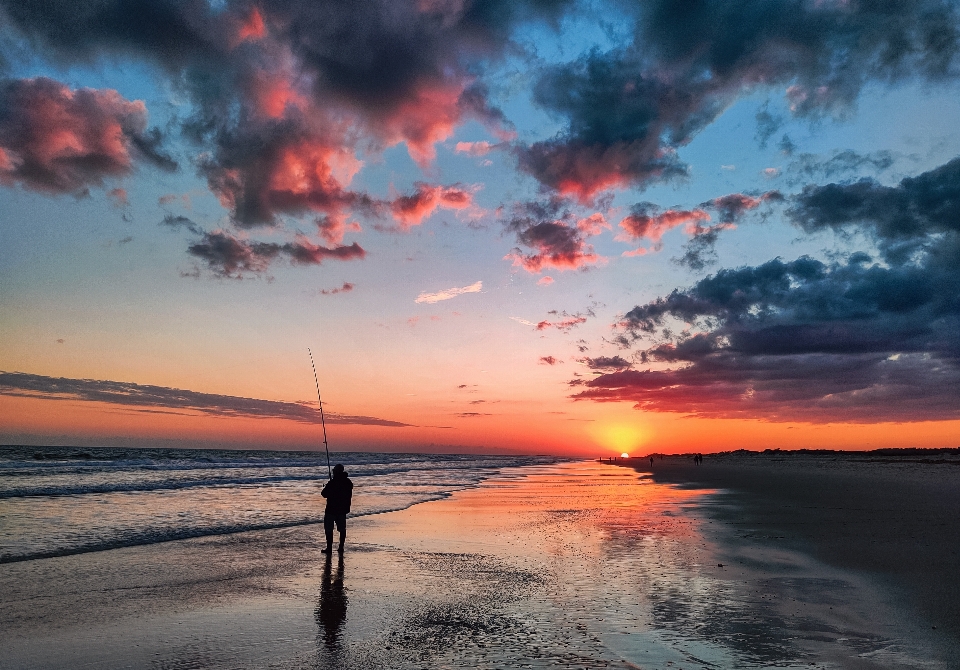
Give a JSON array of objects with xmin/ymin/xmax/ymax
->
[{"xmin": 308, "ymin": 347, "xmax": 332, "ymax": 480}]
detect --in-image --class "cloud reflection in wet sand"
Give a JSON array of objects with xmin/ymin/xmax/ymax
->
[{"xmin": 331, "ymin": 462, "xmax": 947, "ymax": 669}]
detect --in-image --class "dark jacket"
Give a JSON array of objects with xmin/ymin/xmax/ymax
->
[{"xmin": 321, "ymin": 472, "xmax": 353, "ymax": 515}]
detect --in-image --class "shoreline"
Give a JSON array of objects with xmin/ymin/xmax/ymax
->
[{"xmin": 3, "ymin": 460, "xmax": 956, "ymax": 668}]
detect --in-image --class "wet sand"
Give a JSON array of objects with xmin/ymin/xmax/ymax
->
[
  {"xmin": 629, "ymin": 451, "xmax": 960, "ymax": 665},
  {"xmin": 2, "ymin": 460, "xmax": 956, "ymax": 669}
]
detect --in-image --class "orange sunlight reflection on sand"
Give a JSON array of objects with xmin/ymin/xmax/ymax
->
[{"xmin": 364, "ymin": 462, "xmax": 714, "ymax": 560}]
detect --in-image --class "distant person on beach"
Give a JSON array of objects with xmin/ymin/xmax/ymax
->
[
  {"xmin": 321, "ymin": 464, "xmax": 354, "ymax": 554},
  {"xmin": 649, "ymin": 456, "xmax": 654, "ymax": 467}
]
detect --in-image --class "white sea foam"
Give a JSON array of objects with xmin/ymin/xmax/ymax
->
[{"xmin": 0, "ymin": 446, "xmax": 565, "ymax": 563}]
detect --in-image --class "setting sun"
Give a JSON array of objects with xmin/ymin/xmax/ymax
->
[{"xmin": 591, "ymin": 423, "xmax": 648, "ymax": 454}]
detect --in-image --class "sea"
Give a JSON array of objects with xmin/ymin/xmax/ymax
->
[{"xmin": 0, "ymin": 445, "xmax": 565, "ymax": 564}]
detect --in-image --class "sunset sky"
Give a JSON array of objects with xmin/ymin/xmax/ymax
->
[{"xmin": 3, "ymin": 0, "xmax": 960, "ymax": 456}]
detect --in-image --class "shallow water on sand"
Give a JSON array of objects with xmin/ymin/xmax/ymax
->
[
  {"xmin": 2, "ymin": 459, "xmax": 950, "ymax": 669},
  {"xmin": 311, "ymin": 462, "xmax": 950, "ymax": 669}
]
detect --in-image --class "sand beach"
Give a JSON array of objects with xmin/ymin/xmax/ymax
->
[
  {"xmin": 631, "ymin": 450, "xmax": 960, "ymax": 664},
  {"xmin": 2, "ymin": 458, "xmax": 958, "ymax": 669}
]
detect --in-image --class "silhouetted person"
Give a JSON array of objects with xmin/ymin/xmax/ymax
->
[
  {"xmin": 321, "ymin": 463, "xmax": 353, "ymax": 554},
  {"xmin": 649, "ymin": 456, "xmax": 654, "ymax": 467},
  {"xmin": 316, "ymin": 552, "xmax": 348, "ymax": 647}
]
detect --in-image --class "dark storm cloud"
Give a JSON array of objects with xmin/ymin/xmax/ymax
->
[
  {"xmin": 129, "ymin": 127, "xmax": 178, "ymax": 172},
  {"xmin": 0, "ymin": 371, "xmax": 412, "ymax": 426},
  {"xmin": 160, "ymin": 214, "xmax": 203, "ymax": 235},
  {"xmin": 674, "ymin": 226, "xmax": 726, "ymax": 271},
  {"xmin": 575, "ymin": 237, "xmax": 960, "ymax": 421},
  {"xmin": 672, "ymin": 191, "xmax": 785, "ymax": 269},
  {"xmin": 755, "ymin": 102, "xmax": 783, "ymax": 149},
  {"xmin": 0, "ymin": 0, "xmax": 569, "ymax": 227},
  {"xmin": 581, "ymin": 356, "xmax": 631, "ymax": 371},
  {"xmin": 320, "ymin": 282, "xmax": 354, "ymax": 295},
  {"xmin": 705, "ymin": 191, "xmax": 784, "ymax": 223},
  {"xmin": 516, "ymin": 48, "xmax": 692, "ymax": 200},
  {"xmin": 518, "ymin": 0, "xmax": 960, "ymax": 197},
  {"xmin": 503, "ymin": 198, "xmax": 602, "ymax": 272},
  {"xmin": 574, "ymin": 157, "xmax": 960, "ymax": 421},
  {"xmin": 187, "ymin": 231, "xmax": 282, "ymax": 277},
  {"xmin": 788, "ymin": 156, "xmax": 960, "ymax": 247},
  {"xmin": 785, "ymin": 149, "xmax": 896, "ymax": 184},
  {"xmin": 187, "ymin": 230, "xmax": 365, "ymax": 278},
  {"xmin": 0, "ymin": 77, "xmax": 174, "ymax": 195}
]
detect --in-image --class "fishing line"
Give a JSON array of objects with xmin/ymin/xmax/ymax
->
[{"xmin": 308, "ymin": 347, "xmax": 332, "ymax": 480}]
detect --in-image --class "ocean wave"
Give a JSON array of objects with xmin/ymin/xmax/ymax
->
[
  {"xmin": 0, "ymin": 448, "xmax": 568, "ymax": 564},
  {"xmin": 0, "ymin": 494, "xmax": 451, "ymax": 564},
  {"xmin": 0, "ymin": 467, "xmax": 510, "ymax": 499},
  {"xmin": 0, "ymin": 473, "xmax": 332, "ymax": 499}
]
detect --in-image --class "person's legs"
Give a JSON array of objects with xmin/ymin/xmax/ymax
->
[
  {"xmin": 322, "ymin": 513, "xmax": 335, "ymax": 552},
  {"xmin": 335, "ymin": 514, "xmax": 346, "ymax": 552}
]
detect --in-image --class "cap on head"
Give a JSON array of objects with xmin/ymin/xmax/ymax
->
[{"xmin": 333, "ymin": 463, "xmax": 345, "ymax": 474}]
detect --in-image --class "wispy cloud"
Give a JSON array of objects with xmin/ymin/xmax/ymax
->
[
  {"xmin": 511, "ymin": 312, "xmax": 589, "ymax": 332},
  {"xmin": 320, "ymin": 282, "xmax": 354, "ymax": 296},
  {"xmin": 415, "ymin": 281, "xmax": 482, "ymax": 304},
  {"xmin": 0, "ymin": 372, "xmax": 411, "ymax": 427}
]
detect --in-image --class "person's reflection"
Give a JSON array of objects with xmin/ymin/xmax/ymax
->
[{"xmin": 315, "ymin": 551, "xmax": 348, "ymax": 650}]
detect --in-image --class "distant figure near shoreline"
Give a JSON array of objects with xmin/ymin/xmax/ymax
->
[{"xmin": 321, "ymin": 464, "xmax": 353, "ymax": 554}]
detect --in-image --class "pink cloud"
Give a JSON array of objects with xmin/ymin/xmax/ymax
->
[
  {"xmin": 506, "ymin": 221, "xmax": 601, "ymax": 273},
  {"xmin": 0, "ymin": 78, "xmax": 164, "ymax": 195},
  {"xmin": 618, "ymin": 208, "xmax": 710, "ymax": 245},
  {"xmin": 108, "ymin": 187, "xmax": 128, "ymax": 208},
  {"xmin": 391, "ymin": 182, "xmax": 474, "ymax": 228},
  {"xmin": 234, "ymin": 7, "xmax": 266, "ymax": 44},
  {"xmin": 245, "ymin": 69, "xmax": 307, "ymax": 119},
  {"xmin": 316, "ymin": 213, "xmax": 362, "ymax": 245},
  {"xmin": 535, "ymin": 316, "xmax": 588, "ymax": 331},
  {"xmin": 576, "ymin": 213, "xmax": 610, "ymax": 236},
  {"xmin": 455, "ymin": 140, "xmax": 494, "ymax": 156},
  {"xmin": 371, "ymin": 80, "xmax": 466, "ymax": 168},
  {"xmin": 202, "ymin": 134, "xmax": 368, "ymax": 228}
]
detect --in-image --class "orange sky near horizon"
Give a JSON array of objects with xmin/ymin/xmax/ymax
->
[{"xmin": 3, "ymin": 393, "xmax": 958, "ymax": 457}]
